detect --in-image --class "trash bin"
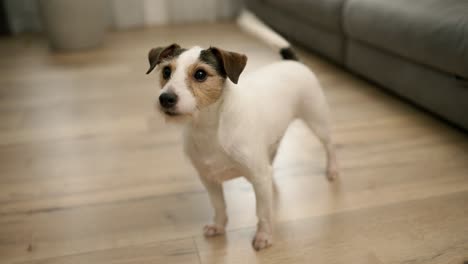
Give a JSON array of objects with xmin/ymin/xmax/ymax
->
[{"xmin": 38, "ymin": 0, "xmax": 108, "ymax": 51}]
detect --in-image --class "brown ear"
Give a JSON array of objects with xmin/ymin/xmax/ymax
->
[
  {"xmin": 210, "ymin": 47, "xmax": 247, "ymax": 84},
  {"xmin": 146, "ymin": 43, "xmax": 182, "ymax": 74}
]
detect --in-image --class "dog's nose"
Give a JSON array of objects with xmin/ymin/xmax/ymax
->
[{"xmin": 159, "ymin": 93, "xmax": 178, "ymax": 109}]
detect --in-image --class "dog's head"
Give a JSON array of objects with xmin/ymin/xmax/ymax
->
[{"xmin": 146, "ymin": 44, "xmax": 247, "ymax": 119}]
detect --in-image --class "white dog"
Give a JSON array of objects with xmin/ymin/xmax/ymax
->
[{"xmin": 146, "ymin": 11, "xmax": 338, "ymax": 251}]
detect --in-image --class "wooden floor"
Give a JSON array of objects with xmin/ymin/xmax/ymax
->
[{"xmin": 0, "ymin": 23, "xmax": 467, "ymax": 264}]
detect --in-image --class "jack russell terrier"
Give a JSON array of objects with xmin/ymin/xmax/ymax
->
[{"xmin": 146, "ymin": 11, "xmax": 339, "ymax": 251}]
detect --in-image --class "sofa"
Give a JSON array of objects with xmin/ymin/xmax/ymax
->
[{"xmin": 246, "ymin": 0, "xmax": 468, "ymax": 131}]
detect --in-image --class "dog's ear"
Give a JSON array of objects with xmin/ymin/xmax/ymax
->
[
  {"xmin": 146, "ymin": 43, "xmax": 181, "ymax": 74},
  {"xmin": 209, "ymin": 47, "xmax": 247, "ymax": 84}
]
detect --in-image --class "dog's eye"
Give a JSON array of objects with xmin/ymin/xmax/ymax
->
[
  {"xmin": 162, "ymin": 66, "xmax": 171, "ymax": 80},
  {"xmin": 194, "ymin": 69, "xmax": 207, "ymax": 82}
]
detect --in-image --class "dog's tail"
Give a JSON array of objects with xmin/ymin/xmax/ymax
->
[{"xmin": 237, "ymin": 10, "xmax": 299, "ymax": 61}]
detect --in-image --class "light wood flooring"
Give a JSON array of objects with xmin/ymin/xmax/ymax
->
[{"xmin": 0, "ymin": 23, "xmax": 467, "ymax": 264}]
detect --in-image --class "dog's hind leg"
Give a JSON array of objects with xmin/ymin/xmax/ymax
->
[{"xmin": 299, "ymin": 94, "xmax": 339, "ymax": 181}]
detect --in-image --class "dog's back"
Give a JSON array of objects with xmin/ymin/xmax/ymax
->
[
  {"xmin": 236, "ymin": 9, "xmax": 328, "ymax": 118},
  {"xmin": 235, "ymin": 10, "xmax": 337, "ymax": 181}
]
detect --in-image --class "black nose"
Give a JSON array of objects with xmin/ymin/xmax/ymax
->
[{"xmin": 159, "ymin": 93, "xmax": 178, "ymax": 109}]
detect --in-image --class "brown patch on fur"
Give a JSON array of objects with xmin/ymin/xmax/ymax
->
[
  {"xmin": 158, "ymin": 61, "xmax": 176, "ymax": 88},
  {"xmin": 146, "ymin": 44, "xmax": 186, "ymax": 74},
  {"xmin": 186, "ymin": 61, "xmax": 225, "ymax": 108},
  {"xmin": 209, "ymin": 47, "xmax": 247, "ymax": 84}
]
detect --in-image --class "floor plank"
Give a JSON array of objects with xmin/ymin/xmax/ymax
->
[
  {"xmin": 17, "ymin": 238, "xmax": 200, "ymax": 264},
  {"xmin": 195, "ymin": 191, "xmax": 468, "ymax": 264},
  {"xmin": 0, "ymin": 23, "xmax": 467, "ymax": 264}
]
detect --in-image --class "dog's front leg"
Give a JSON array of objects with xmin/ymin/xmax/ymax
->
[
  {"xmin": 250, "ymin": 165, "xmax": 274, "ymax": 250},
  {"xmin": 199, "ymin": 176, "xmax": 227, "ymax": 237}
]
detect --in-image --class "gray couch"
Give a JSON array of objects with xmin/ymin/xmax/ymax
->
[{"xmin": 247, "ymin": 0, "xmax": 468, "ymax": 130}]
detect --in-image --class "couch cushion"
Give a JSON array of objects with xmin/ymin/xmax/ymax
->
[
  {"xmin": 247, "ymin": 0, "xmax": 345, "ymax": 63},
  {"xmin": 265, "ymin": 0, "xmax": 346, "ymax": 33},
  {"xmin": 344, "ymin": 0, "xmax": 468, "ymax": 78},
  {"xmin": 347, "ymin": 39, "xmax": 468, "ymax": 130}
]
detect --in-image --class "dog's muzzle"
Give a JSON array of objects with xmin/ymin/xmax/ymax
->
[{"xmin": 159, "ymin": 92, "xmax": 178, "ymax": 109}]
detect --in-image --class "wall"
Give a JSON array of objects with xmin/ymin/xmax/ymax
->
[
  {"xmin": 112, "ymin": 0, "xmax": 242, "ymax": 28},
  {"xmin": 5, "ymin": 0, "xmax": 243, "ymax": 33}
]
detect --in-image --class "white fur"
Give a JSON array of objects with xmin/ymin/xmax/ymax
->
[
  {"xmin": 158, "ymin": 47, "xmax": 203, "ymax": 115},
  {"xmin": 184, "ymin": 61, "xmax": 338, "ymax": 249},
  {"xmin": 181, "ymin": 60, "xmax": 338, "ymax": 250},
  {"xmin": 155, "ymin": 13, "xmax": 338, "ymax": 251}
]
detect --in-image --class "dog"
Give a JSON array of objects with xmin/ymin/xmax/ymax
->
[{"xmin": 146, "ymin": 11, "xmax": 339, "ymax": 251}]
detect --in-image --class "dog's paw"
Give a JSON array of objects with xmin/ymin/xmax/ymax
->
[
  {"xmin": 203, "ymin": 224, "xmax": 225, "ymax": 237},
  {"xmin": 252, "ymin": 231, "xmax": 273, "ymax": 251}
]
